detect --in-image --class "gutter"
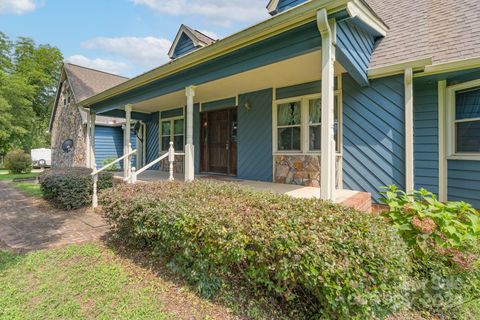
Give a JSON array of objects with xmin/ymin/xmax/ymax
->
[{"xmin": 82, "ymin": 0, "xmax": 387, "ymax": 109}]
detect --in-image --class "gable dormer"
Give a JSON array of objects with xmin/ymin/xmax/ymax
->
[
  {"xmin": 168, "ymin": 25, "xmax": 215, "ymax": 59},
  {"xmin": 267, "ymin": 0, "xmax": 308, "ymax": 16}
]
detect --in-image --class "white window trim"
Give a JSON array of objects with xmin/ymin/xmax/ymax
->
[
  {"xmin": 160, "ymin": 115, "xmax": 185, "ymax": 152},
  {"xmin": 446, "ymin": 78, "xmax": 480, "ymax": 161},
  {"xmin": 272, "ymin": 91, "xmax": 342, "ymax": 155}
]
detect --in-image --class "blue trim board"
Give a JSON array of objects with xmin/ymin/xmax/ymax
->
[
  {"xmin": 161, "ymin": 107, "xmax": 184, "ymax": 119},
  {"xmin": 202, "ymin": 97, "xmax": 236, "ymax": 112},
  {"xmin": 342, "ymin": 74, "xmax": 405, "ymax": 201},
  {"xmin": 100, "ymin": 109, "xmax": 153, "ymax": 121},
  {"xmin": 91, "ymin": 21, "xmax": 322, "ymax": 114},
  {"xmin": 276, "ymin": 80, "xmax": 321, "ymax": 99}
]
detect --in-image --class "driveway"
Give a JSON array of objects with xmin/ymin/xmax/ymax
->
[{"xmin": 0, "ymin": 181, "xmax": 109, "ymax": 251}]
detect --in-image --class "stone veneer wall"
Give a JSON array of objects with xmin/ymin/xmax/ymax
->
[
  {"xmin": 159, "ymin": 155, "xmax": 184, "ymax": 173},
  {"xmin": 50, "ymin": 81, "xmax": 87, "ymax": 168},
  {"xmin": 274, "ymin": 155, "xmax": 341, "ymax": 187}
]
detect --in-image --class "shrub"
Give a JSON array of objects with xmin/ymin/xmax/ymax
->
[
  {"xmin": 39, "ymin": 167, "xmax": 113, "ymax": 210},
  {"xmin": 101, "ymin": 157, "xmax": 120, "ymax": 172},
  {"xmin": 100, "ymin": 180, "xmax": 411, "ymax": 319},
  {"xmin": 4, "ymin": 150, "xmax": 32, "ymax": 174},
  {"xmin": 380, "ymin": 186, "xmax": 480, "ymax": 319}
]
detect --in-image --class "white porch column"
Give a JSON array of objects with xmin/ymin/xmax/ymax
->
[
  {"xmin": 317, "ymin": 9, "xmax": 336, "ymax": 201},
  {"xmin": 404, "ymin": 68, "xmax": 414, "ymax": 193},
  {"xmin": 185, "ymin": 86, "xmax": 196, "ymax": 182},
  {"xmin": 86, "ymin": 111, "xmax": 91, "ymax": 168},
  {"xmin": 90, "ymin": 113, "xmax": 96, "ymax": 170},
  {"xmin": 124, "ymin": 104, "xmax": 132, "ymax": 179}
]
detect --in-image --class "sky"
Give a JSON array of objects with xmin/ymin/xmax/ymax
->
[{"xmin": 0, "ymin": 0, "xmax": 270, "ymax": 77}]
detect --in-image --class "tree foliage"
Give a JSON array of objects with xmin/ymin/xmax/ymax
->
[{"xmin": 0, "ymin": 32, "xmax": 63, "ymax": 157}]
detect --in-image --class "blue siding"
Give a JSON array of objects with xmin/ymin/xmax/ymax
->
[
  {"xmin": 336, "ymin": 19, "xmax": 376, "ymax": 87},
  {"xmin": 342, "ymin": 74, "xmax": 405, "ymax": 201},
  {"xmin": 94, "ymin": 125, "xmax": 136, "ymax": 168},
  {"xmin": 413, "ymin": 81, "xmax": 439, "ymax": 193},
  {"xmin": 172, "ymin": 33, "xmax": 197, "ymax": 59},
  {"xmin": 202, "ymin": 97, "xmax": 236, "ymax": 112},
  {"xmin": 273, "ymin": 0, "xmax": 307, "ymax": 14},
  {"xmin": 448, "ymin": 160, "xmax": 480, "ymax": 208},
  {"xmin": 237, "ymin": 89, "xmax": 273, "ymax": 181},
  {"xmin": 146, "ymin": 113, "xmax": 160, "ymax": 170}
]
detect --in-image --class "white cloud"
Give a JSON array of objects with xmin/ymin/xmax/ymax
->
[
  {"xmin": 65, "ymin": 55, "xmax": 129, "ymax": 76},
  {"xmin": 130, "ymin": 0, "xmax": 269, "ymax": 27},
  {"xmin": 197, "ymin": 29, "xmax": 219, "ymax": 40},
  {"xmin": 81, "ymin": 36, "xmax": 172, "ymax": 68},
  {"xmin": 0, "ymin": 0, "xmax": 39, "ymax": 15}
]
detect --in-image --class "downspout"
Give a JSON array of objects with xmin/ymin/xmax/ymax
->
[
  {"xmin": 404, "ymin": 68, "xmax": 414, "ymax": 193},
  {"xmin": 317, "ymin": 9, "xmax": 336, "ymax": 201}
]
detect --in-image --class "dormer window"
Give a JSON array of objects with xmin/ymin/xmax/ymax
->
[{"xmin": 168, "ymin": 25, "xmax": 215, "ymax": 60}]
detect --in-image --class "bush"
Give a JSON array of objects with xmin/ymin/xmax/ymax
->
[
  {"xmin": 39, "ymin": 167, "xmax": 113, "ymax": 210},
  {"xmin": 101, "ymin": 157, "xmax": 120, "ymax": 172},
  {"xmin": 100, "ymin": 180, "xmax": 411, "ymax": 319},
  {"xmin": 380, "ymin": 186, "xmax": 480, "ymax": 319},
  {"xmin": 4, "ymin": 150, "xmax": 32, "ymax": 174}
]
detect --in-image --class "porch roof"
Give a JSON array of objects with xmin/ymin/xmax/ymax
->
[{"xmin": 82, "ymin": 0, "xmax": 386, "ymax": 115}]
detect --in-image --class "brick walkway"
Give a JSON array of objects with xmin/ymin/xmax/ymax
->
[{"xmin": 0, "ymin": 181, "xmax": 109, "ymax": 251}]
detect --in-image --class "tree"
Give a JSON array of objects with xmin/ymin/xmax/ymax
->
[{"xmin": 0, "ymin": 32, "xmax": 63, "ymax": 157}]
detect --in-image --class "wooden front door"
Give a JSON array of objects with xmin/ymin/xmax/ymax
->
[{"xmin": 201, "ymin": 108, "xmax": 237, "ymax": 175}]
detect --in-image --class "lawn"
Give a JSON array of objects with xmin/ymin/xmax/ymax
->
[
  {"xmin": 0, "ymin": 169, "xmax": 39, "ymax": 181},
  {"xmin": 14, "ymin": 182, "xmax": 42, "ymax": 198},
  {"xmin": 0, "ymin": 244, "xmax": 237, "ymax": 320}
]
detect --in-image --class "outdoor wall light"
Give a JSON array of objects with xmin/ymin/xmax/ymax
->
[{"xmin": 244, "ymin": 101, "xmax": 252, "ymax": 112}]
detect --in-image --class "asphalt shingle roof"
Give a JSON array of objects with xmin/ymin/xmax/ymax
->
[
  {"xmin": 64, "ymin": 63, "xmax": 128, "ymax": 103},
  {"xmin": 366, "ymin": 0, "xmax": 480, "ymax": 68}
]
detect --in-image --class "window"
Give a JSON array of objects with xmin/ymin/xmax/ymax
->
[
  {"xmin": 161, "ymin": 117, "xmax": 184, "ymax": 151},
  {"xmin": 277, "ymin": 101, "xmax": 301, "ymax": 151},
  {"xmin": 447, "ymin": 80, "xmax": 480, "ymax": 159},
  {"xmin": 274, "ymin": 94, "xmax": 341, "ymax": 153}
]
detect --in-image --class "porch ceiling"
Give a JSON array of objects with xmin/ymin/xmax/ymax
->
[{"xmin": 130, "ymin": 50, "xmax": 345, "ymax": 113}]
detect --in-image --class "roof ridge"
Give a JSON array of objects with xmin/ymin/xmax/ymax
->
[{"xmin": 64, "ymin": 62, "xmax": 130, "ymax": 79}]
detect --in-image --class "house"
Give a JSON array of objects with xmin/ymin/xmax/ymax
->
[
  {"xmin": 77, "ymin": 0, "xmax": 480, "ymax": 207},
  {"xmin": 49, "ymin": 63, "xmax": 141, "ymax": 170}
]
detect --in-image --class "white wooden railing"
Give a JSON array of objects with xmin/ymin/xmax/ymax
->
[
  {"xmin": 91, "ymin": 148, "xmax": 137, "ymax": 208},
  {"xmin": 91, "ymin": 142, "xmax": 185, "ymax": 208}
]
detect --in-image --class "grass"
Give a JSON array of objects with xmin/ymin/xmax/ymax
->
[
  {"xmin": 0, "ymin": 243, "xmax": 237, "ymax": 320},
  {"xmin": 0, "ymin": 169, "xmax": 39, "ymax": 181},
  {"xmin": 14, "ymin": 182, "xmax": 42, "ymax": 198}
]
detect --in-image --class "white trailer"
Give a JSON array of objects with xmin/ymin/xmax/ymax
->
[{"xmin": 31, "ymin": 148, "xmax": 51, "ymax": 168}]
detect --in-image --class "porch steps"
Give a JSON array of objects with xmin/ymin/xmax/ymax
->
[{"xmin": 338, "ymin": 191, "xmax": 372, "ymax": 212}]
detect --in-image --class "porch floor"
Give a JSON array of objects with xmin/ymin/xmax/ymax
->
[{"xmin": 114, "ymin": 170, "xmax": 372, "ymax": 212}]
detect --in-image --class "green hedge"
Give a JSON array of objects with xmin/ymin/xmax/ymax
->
[
  {"xmin": 39, "ymin": 167, "xmax": 113, "ymax": 210},
  {"xmin": 100, "ymin": 180, "xmax": 411, "ymax": 319},
  {"xmin": 4, "ymin": 150, "xmax": 32, "ymax": 174}
]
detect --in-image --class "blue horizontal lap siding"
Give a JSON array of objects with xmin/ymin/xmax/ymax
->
[
  {"xmin": 336, "ymin": 20, "xmax": 376, "ymax": 87},
  {"xmin": 237, "ymin": 89, "xmax": 273, "ymax": 181},
  {"xmin": 413, "ymin": 81, "xmax": 439, "ymax": 193},
  {"xmin": 342, "ymin": 74, "xmax": 405, "ymax": 201},
  {"xmin": 448, "ymin": 160, "xmax": 480, "ymax": 208},
  {"xmin": 94, "ymin": 125, "xmax": 123, "ymax": 168},
  {"xmin": 172, "ymin": 33, "xmax": 197, "ymax": 59},
  {"xmin": 276, "ymin": 0, "xmax": 307, "ymax": 13}
]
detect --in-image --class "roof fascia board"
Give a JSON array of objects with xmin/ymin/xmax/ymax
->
[
  {"xmin": 368, "ymin": 57, "xmax": 433, "ymax": 79},
  {"xmin": 346, "ymin": 0, "xmax": 388, "ymax": 37},
  {"xmin": 414, "ymin": 57, "xmax": 480, "ymax": 78},
  {"xmin": 82, "ymin": 0, "xmax": 349, "ymax": 108}
]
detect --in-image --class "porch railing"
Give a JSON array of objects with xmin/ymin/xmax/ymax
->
[{"xmin": 91, "ymin": 147, "xmax": 137, "ymax": 208}]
